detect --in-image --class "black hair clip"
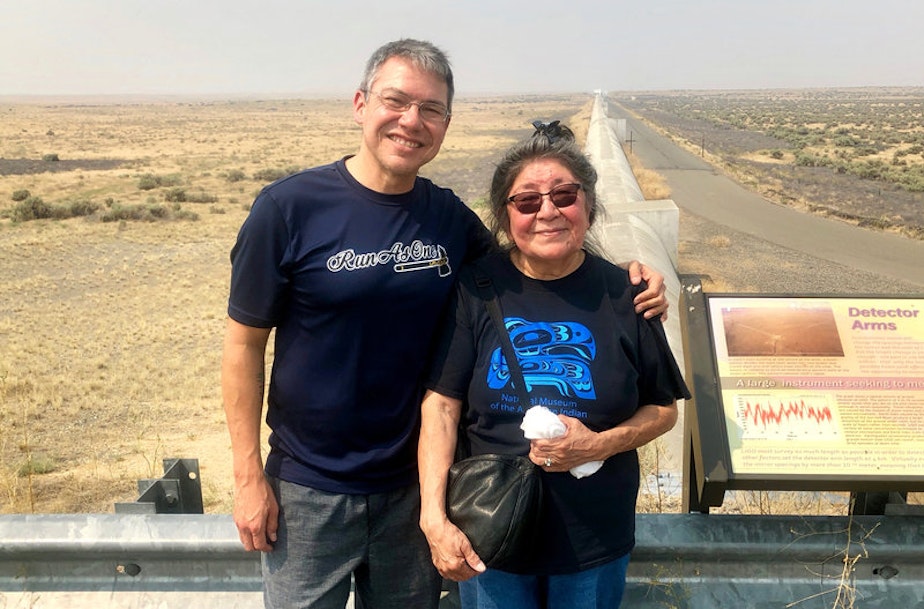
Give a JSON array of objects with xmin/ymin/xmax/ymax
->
[{"xmin": 531, "ymin": 120, "xmax": 574, "ymax": 143}]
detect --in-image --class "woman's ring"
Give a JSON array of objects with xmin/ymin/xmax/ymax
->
[{"xmin": 544, "ymin": 457, "xmax": 552, "ymax": 468}]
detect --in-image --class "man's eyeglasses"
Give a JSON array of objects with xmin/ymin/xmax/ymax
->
[
  {"xmin": 507, "ymin": 183, "xmax": 582, "ymax": 214},
  {"xmin": 366, "ymin": 89, "xmax": 451, "ymax": 124}
]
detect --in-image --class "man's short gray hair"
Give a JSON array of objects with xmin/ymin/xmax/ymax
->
[{"xmin": 359, "ymin": 39, "xmax": 455, "ymax": 111}]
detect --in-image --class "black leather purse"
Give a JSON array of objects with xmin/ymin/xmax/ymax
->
[
  {"xmin": 446, "ymin": 454, "xmax": 542, "ymax": 569},
  {"xmin": 444, "ymin": 264, "xmax": 543, "ymax": 570}
]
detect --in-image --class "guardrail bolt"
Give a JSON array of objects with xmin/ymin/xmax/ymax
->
[
  {"xmin": 116, "ymin": 563, "xmax": 142, "ymax": 577},
  {"xmin": 873, "ymin": 565, "xmax": 899, "ymax": 580}
]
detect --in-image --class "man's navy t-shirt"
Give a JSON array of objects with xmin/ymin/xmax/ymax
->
[{"xmin": 228, "ymin": 158, "xmax": 493, "ymax": 494}]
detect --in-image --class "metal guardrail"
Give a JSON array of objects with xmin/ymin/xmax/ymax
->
[
  {"xmin": 3, "ymin": 513, "xmax": 923, "ymax": 608},
  {"xmin": 0, "ymin": 514, "xmax": 254, "ymax": 591},
  {"xmin": 0, "ymin": 513, "xmax": 259, "ymax": 608},
  {"xmin": 628, "ymin": 513, "xmax": 924, "ymax": 608}
]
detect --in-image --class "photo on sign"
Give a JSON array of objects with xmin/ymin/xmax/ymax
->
[{"xmin": 721, "ymin": 306, "xmax": 844, "ymax": 357}]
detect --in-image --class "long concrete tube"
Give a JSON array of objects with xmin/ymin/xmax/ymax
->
[{"xmin": 584, "ymin": 92, "xmax": 686, "ymax": 474}]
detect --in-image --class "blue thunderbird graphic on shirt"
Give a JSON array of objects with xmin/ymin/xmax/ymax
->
[{"xmin": 487, "ymin": 317, "xmax": 596, "ymax": 399}]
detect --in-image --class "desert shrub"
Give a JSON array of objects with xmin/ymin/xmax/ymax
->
[
  {"xmin": 11, "ymin": 196, "xmax": 52, "ymax": 221},
  {"xmin": 253, "ymin": 167, "xmax": 293, "ymax": 182},
  {"xmin": 768, "ymin": 149, "xmax": 784, "ymax": 160},
  {"xmin": 67, "ymin": 200, "xmax": 100, "ymax": 217},
  {"xmin": 881, "ymin": 132, "xmax": 904, "ymax": 145},
  {"xmin": 852, "ymin": 145, "xmax": 879, "ymax": 157},
  {"xmin": 137, "ymin": 173, "xmax": 183, "ymax": 191},
  {"xmin": 42, "ymin": 153, "xmax": 60, "ymax": 162},
  {"xmin": 226, "ymin": 169, "xmax": 247, "ymax": 182},
  {"xmin": 18, "ymin": 455, "xmax": 57, "ymax": 477},
  {"xmin": 793, "ymin": 152, "xmax": 820, "ymax": 167},
  {"xmin": 99, "ymin": 207, "xmax": 122, "ymax": 222},
  {"xmin": 164, "ymin": 188, "xmax": 217, "ymax": 203},
  {"xmin": 99, "ymin": 202, "xmax": 198, "ymax": 223},
  {"xmin": 11, "ymin": 189, "xmax": 31, "ymax": 201},
  {"xmin": 184, "ymin": 191, "xmax": 218, "ymax": 203},
  {"xmin": 893, "ymin": 171, "xmax": 924, "ymax": 192},
  {"xmin": 833, "ymin": 135, "xmax": 861, "ymax": 147},
  {"xmin": 10, "ymin": 196, "xmax": 101, "ymax": 222},
  {"xmin": 101, "ymin": 203, "xmax": 156, "ymax": 222},
  {"xmin": 852, "ymin": 160, "xmax": 886, "ymax": 180},
  {"xmin": 148, "ymin": 205, "xmax": 169, "ymax": 219},
  {"xmin": 164, "ymin": 188, "xmax": 187, "ymax": 202},
  {"xmin": 173, "ymin": 209, "xmax": 200, "ymax": 221},
  {"xmin": 138, "ymin": 174, "xmax": 160, "ymax": 190},
  {"xmin": 48, "ymin": 206, "xmax": 73, "ymax": 220}
]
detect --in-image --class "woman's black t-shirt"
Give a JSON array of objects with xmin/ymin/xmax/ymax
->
[{"xmin": 426, "ymin": 251, "xmax": 690, "ymax": 574}]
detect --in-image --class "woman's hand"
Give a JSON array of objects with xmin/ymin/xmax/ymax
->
[
  {"xmin": 528, "ymin": 416, "xmax": 601, "ymax": 472},
  {"xmin": 420, "ymin": 517, "xmax": 486, "ymax": 581},
  {"xmin": 530, "ymin": 405, "xmax": 679, "ymax": 472}
]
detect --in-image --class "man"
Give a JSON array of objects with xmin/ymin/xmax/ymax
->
[{"xmin": 222, "ymin": 39, "xmax": 667, "ymax": 609}]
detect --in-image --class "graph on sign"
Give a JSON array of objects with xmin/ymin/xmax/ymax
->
[{"xmin": 734, "ymin": 394, "xmax": 841, "ymax": 441}]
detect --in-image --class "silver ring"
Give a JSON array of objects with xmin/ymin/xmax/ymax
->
[{"xmin": 544, "ymin": 457, "xmax": 552, "ymax": 468}]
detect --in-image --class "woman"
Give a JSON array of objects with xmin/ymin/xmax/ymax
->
[{"xmin": 418, "ymin": 122, "xmax": 691, "ymax": 609}]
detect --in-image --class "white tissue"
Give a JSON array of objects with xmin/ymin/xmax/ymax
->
[
  {"xmin": 520, "ymin": 405, "xmax": 566, "ymax": 439},
  {"xmin": 520, "ymin": 406, "xmax": 603, "ymax": 479}
]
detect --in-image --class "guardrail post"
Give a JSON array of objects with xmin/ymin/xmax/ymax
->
[{"xmin": 114, "ymin": 458, "xmax": 203, "ymax": 514}]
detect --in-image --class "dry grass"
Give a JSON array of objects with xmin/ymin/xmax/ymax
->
[
  {"xmin": 626, "ymin": 150, "xmax": 672, "ymax": 200},
  {"xmin": 2, "ymin": 94, "xmax": 915, "ymax": 524},
  {"xmin": 0, "ymin": 94, "xmax": 589, "ymax": 514},
  {"xmin": 0, "ymin": 215, "xmax": 242, "ymax": 512}
]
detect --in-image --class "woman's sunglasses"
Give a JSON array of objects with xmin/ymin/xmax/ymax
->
[{"xmin": 507, "ymin": 183, "xmax": 582, "ymax": 214}]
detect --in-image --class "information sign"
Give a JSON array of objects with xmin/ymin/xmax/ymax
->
[{"xmin": 679, "ymin": 277, "xmax": 924, "ymax": 512}]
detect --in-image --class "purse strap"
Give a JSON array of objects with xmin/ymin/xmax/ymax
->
[{"xmin": 470, "ymin": 262, "xmax": 532, "ymax": 410}]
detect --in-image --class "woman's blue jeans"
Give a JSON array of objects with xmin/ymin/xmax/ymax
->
[{"xmin": 458, "ymin": 553, "xmax": 630, "ymax": 609}]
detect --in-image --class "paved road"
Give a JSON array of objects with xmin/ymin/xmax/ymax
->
[{"xmin": 612, "ymin": 103, "xmax": 924, "ymax": 290}]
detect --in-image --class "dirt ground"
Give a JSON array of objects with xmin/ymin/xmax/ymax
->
[
  {"xmin": 0, "ymin": 92, "xmax": 919, "ymax": 516},
  {"xmin": 0, "ymin": 95, "xmax": 590, "ymax": 514}
]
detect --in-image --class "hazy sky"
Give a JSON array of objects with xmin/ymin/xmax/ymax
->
[{"xmin": 1, "ymin": 0, "xmax": 922, "ymax": 97}]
